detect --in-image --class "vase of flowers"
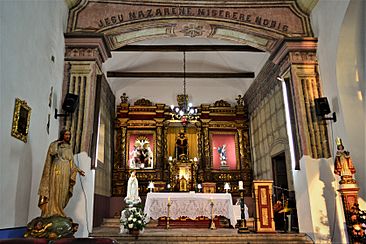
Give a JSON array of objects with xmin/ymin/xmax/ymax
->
[{"xmin": 120, "ymin": 206, "xmax": 147, "ymax": 236}]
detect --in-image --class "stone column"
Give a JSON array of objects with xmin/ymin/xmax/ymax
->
[
  {"xmin": 272, "ymin": 38, "xmax": 336, "ymax": 242},
  {"xmin": 273, "ymin": 38, "xmax": 331, "ymax": 163},
  {"xmin": 62, "ymin": 33, "xmax": 111, "ymax": 155}
]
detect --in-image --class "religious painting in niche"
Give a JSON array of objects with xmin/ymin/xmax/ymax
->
[
  {"xmin": 127, "ymin": 131, "xmax": 155, "ymax": 169},
  {"xmin": 210, "ymin": 131, "xmax": 239, "ymax": 170},
  {"xmin": 11, "ymin": 98, "xmax": 32, "ymax": 143}
]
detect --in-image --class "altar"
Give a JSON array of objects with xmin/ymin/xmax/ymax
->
[{"xmin": 144, "ymin": 192, "xmax": 236, "ymax": 227}]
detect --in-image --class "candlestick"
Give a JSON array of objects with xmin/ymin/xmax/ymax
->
[
  {"xmin": 210, "ymin": 200, "xmax": 216, "ymax": 230},
  {"xmin": 238, "ymin": 188, "xmax": 249, "ymax": 233},
  {"xmin": 167, "ymin": 200, "xmax": 171, "ymax": 229}
]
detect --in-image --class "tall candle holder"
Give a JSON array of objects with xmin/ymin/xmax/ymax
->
[
  {"xmin": 210, "ymin": 200, "xmax": 216, "ymax": 230},
  {"xmin": 167, "ymin": 199, "xmax": 171, "ymax": 229},
  {"xmin": 238, "ymin": 188, "xmax": 250, "ymax": 233}
]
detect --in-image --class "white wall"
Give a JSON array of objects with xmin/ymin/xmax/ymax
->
[
  {"xmin": 65, "ymin": 153, "xmax": 95, "ymax": 238},
  {"xmin": 112, "ymin": 77, "xmax": 251, "ymax": 107},
  {"xmin": 293, "ymin": 156, "xmax": 347, "ymax": 244},
  {"xmin": 312, "ymin": 0, "xmax": 365, "ymax": 199},
  {"xmin": 335, "ymin": 0, "xmax": 366, "ymax": 199},
  {"xmin": 0, "ymin": 0, "xmax": 68, "ymax": 228}
]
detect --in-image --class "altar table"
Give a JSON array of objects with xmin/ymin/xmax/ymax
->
[{"xmin": 144, "ymin": 192, "xmax": 236, "ymax": 226}]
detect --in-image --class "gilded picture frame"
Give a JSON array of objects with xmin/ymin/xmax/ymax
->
[
  {"xmin": 11, "ymin": 98, "xmax": 32, "ymax": 143},
  {"xmin": 126, "ymin": 130, "xmax": 156, "ymax": 169},
  {"xmin": 210, "ymin": 131, "xmax": 239, "ymax": 170}
]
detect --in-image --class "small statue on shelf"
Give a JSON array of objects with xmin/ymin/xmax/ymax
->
[
  {"xmin": 120, "ymin": 92, "xmax": 128, "ymax": 104},
  {"xmin": 218, "ymin": 144, "xmax": 227, "ymax": 165},
  {"xmin": 236, "ymin": 94, "xmax": 244, "ymax": 106},
  {"xmin": 334, "ymin": 138, "xmax": 356, "ymax": 184}
]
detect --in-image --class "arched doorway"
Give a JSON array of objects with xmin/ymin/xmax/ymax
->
[{"xmin": 62, "ymin": 0, "xmax": 331, "ymax": 235}]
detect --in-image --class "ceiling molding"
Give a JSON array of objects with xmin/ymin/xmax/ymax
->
[
  {"xmin": 114, "ymin": 45, "xmax": 265, "ymax": 52},
  {"xmin": 107, "ymin": 72, "xmax": 255, "ymax": 79}
]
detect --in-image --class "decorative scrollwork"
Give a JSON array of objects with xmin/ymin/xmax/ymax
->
[
  {"xmin": 134, "ymin": 98, "xmax": 153, "ymax": 106},
  {"xmin": 213, "ymin": 100, "xmax": 231, "ymax": 107}
]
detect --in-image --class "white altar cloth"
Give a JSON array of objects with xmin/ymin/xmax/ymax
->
[{"xmin": 144, "ymin": 192, "xmax": 236, "ymax": 226}]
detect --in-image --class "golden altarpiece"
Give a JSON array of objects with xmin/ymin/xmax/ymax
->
[{"xmin": 112, "ymin": 95, "xmax": 252, "ymax": 197}]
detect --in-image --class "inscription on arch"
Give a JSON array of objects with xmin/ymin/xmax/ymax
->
[{"xmin": 69, "ymin": 1, "xmax": 312, "ymax": 50}]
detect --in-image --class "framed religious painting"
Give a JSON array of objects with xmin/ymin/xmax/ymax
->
[
  {"xmin": 127, "ymin": 130, "xmax": 156, "ymax": 169},
  {"xmin": 11, "ymin": 98, "xmax": 32, "ymax": 143},
  {"xmin": 210, "ymin": 131, "xmax": 239, "ymax": 170}
]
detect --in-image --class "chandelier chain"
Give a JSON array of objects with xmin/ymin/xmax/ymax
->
[{"xmin": 183, "ymin": 51, "xmax": 186, "ymax": 108}]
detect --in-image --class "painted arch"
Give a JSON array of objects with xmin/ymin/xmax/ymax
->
[{"xmin": 67, "ymin": 0, "xmax": 313, "ymax": 51}]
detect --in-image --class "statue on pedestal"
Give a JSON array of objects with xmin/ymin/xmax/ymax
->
[
  {"xmin": 334, "ymin": 138, "xmax": 356, "ymax": 184},
  {"xmin": 124, "ymin": 170, "xmax": 141, "ymax": 206},
  {"xmin": 25, "ymin": 129, "xmax": 85, "ymax": 240},
  {"xmin": 120, "ymin": 170, "xmax": 146, "ymax": 234}
]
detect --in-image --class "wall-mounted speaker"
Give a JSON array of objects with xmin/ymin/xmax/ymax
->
[
  {"xmin": 62, "ymin": 93, "xmax": 79, "ymax": 113},
  {"xmin": 314, "ymin": 97, "xmax": 331, "ymax": 116},
  {"xmin": 314, "ymin": 97, "xmax": 336, "ymax": 122},
  {"xmin": 55, "ymin": 93, "xmax": 79, "ymax": 119}
]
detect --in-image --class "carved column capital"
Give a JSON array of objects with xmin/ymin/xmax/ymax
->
[{"xmin": 64, "ymin": 33, "xmax": 111, "ymax": 70}]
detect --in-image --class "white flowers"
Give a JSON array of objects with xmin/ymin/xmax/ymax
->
[{"xmin": 121, "ymin": 206, "xmax": 147, "ymax": 231}]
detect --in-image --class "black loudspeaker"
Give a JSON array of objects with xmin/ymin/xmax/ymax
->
[
  {"xmin": 62, "ymin": 93, "xmax": 79, "ymax": 113},
  {"xmin": 55, "ymin": 93, "xmax": 79, "ymax": 119},
  {"xmin": 314, "ymin": 97, "xmax": 331, "ymax": 116}
]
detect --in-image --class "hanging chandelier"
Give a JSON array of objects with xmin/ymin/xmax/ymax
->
[{"xmin": 170, "ymin": 51, "xmax": 199, "ymax": 127}]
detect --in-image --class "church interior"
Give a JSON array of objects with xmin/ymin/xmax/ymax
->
[{"xmin": 0, "ymin": 0, "xmax": 365, "ymax": 243}]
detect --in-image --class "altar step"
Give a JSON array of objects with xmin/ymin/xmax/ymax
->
[
  {"xmin": 100, "ymin": 217, "xmax": 256, "ymax": 229},
  {"xmin": 93, "ymin": 219, "xmax": 313, "ymax": 244},
  {"xmin": 101, "ymin": 217, "xmax": 120, "ymax": 228}
]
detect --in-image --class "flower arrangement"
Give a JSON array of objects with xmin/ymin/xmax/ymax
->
[{"xmin": 120, "ymin": 206, "xmax": 147, "ymax": 232}]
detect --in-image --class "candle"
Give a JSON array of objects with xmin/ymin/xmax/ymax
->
[
  {"xmin": 168, "ymin": 196, "xmax": 171, "ymax": 204},
  {"xmin": 210, "ymin": 196, "xmax": 213, "ymax": 203},
  {"xmin": 239, "ymin": 181, "xmax": 244, "ymax": 190}
]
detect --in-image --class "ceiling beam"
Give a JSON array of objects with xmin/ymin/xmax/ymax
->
[
  {"xmin": 113, "ymin": 45, "xmax": 264, "ymax": 52},
  {"xmin": 107, "ymin": 71, "xmax": 255, "ymax": 78}
]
